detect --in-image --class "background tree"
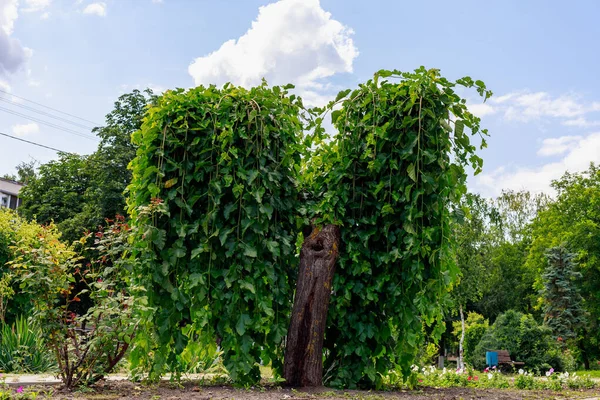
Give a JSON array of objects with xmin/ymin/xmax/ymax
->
[
  {"xmin": 472, "ymin": 190, "xmax": 548, "ymax": 321},
  {"xmin": 541, "ymin": 246, "xmax": 586, "ymax": 342},
  {"xmin": 452, "ymin": 193, "xmax": 495, "ymax": 369},
  {"xmin": 18, "ymin": 89, "xmax": 155, "ymax": 242},
  {"xmin": 527, "ymin": 164, "xmax": 600, "ymax": 368}
]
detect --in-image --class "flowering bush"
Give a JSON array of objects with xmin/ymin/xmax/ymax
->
[
  {"xmin": 9, "ymin": 216, "xmax": 136, "ymax": 389},
  {"xmin": 407, "ymin": 364, "xmax": 597, "ymax": 391}
]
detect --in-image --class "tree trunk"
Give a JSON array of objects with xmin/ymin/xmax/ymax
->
[
  {"xmin": 458, "ymin": 305, "xmax": 465, "ymax": 370},
  {"xmin": 284, "ymin": 224, "xmax": 340, "ymax": 387}
]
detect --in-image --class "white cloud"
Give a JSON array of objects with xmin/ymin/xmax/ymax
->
[
  {"xmin": 490, "ymin": 91, "xmax": 600, "ymax": 123},
  {"xmin": 40, "ymin": 11, "xmax": 50, "ymax": 19},
  {"xmin": 562, "ymin": 117, "xmax": 600, "ymax": 128},
  {"xmin": 475, "ymin": 132, "xmax": 600, "ymax": 196},
  {"xmin": 537, "ymin": 135, "xmax": 582, "ymax": 157},
  {"xmin": 12, "ymin": 122, "xmax": 40, "ymax": 137},
  {"xmin": 22, "ymin": 0, "xmax": 52, "ymax": 13},
  {"xmin": 468, "ymin": 103, "xmax": 496, "ymax": 118},
  {"xmin": 0, "ymin": 79, "xmax": 10, "ymax": 93},
  {"xmin": 0, "ymin": 0, "xmax": 18, "ymax": 35},
  {"xmin": 0, "ymin": 0, "xmax": 30, "ymax": 75},
  {"xmin": 83, "ymin": 2, "xmax": 106, "ymax": 17},
  {"xmin": 188, "ymin": 0, "xmax": 358, "ymax": 106}
]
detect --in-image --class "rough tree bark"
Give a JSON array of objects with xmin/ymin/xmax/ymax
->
[
  {"xmin": 284, "ymin": 224, "xmax": 340, "ymax": 387},
  {"xmin": 458, "ymin": 304, "xmax": 465, "ymax": 370}
]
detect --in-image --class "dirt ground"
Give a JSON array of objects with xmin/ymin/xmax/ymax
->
[{"xmin": 38, "ymin": 381, "xmax": 600, "ymax": 400}]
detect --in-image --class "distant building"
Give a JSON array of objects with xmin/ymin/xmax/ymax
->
[{"xmin": 0, "ymin": 177, "xmax": 24, "ymax": 210}]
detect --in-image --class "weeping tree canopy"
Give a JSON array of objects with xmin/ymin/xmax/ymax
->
[{"xmin": 127, "ymin": 67, "xmax": 491, "ymax": 387}]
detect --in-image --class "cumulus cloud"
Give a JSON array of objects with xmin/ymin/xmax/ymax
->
[
  {"xmin": 562, "ymin": 117, "xmax": 600, "ymax": 128},
  {"xmin": 83, "ymin": 2, "xmax": 106, "ymax": 17},
  {"xmin": 537, "ymin": 135, "xmax": 582, "ymax": 156},
  {"xmin": 475, "ymin": 132, "xmax": 600, "ymax": 196},
  {"xmin": 0, "ymin": 0, "xmax": 30, "ymax": 76},
  {"xmin": 0, "ymin": 79, "xmax": 10, "ymax": 93},
  {"xmin": 188, "ymin": 0, "xmax": 358, "ymax": 106},
  {"xmin": 12, "ymin": 122, "xmax": 40, "ymax": 137},
  {"xmin": 468, "ymin": 103, "xmax": 496, "ymax": 118},
  {"xmin": 22, "ymin": 0, "xmax": 52, "ymax": 13},
  {"xmin": 489, "ymin": 91, "xmax": 600, "ymax": 123}
]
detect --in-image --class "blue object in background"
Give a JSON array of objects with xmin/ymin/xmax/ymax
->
[{"xmin": 486, "ymin": 351, "xmax": 498, "ymax": 367}]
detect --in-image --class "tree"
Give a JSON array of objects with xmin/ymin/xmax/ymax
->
[
  {"xmin": 18, "ymin": 89, "xmax": 155, "ymax": 242},
  {"xmin": 18, "ymin": 153, "xmax": 92, "ymax": 242},
  {"xmin": 528, "ymin": 164, "xmax": 600, "ymax": 368},
  {"xmin": 127, "ymin": 68, "xmax": 492, "ymax": 387},
  {"xmin": 472, "ymin": 190, "xmax": 548, "ymax": 321},
  {"xmin": 452, "ymin": 193, "xmax": 495, "ymax": 369},
  {"xmin": 541, "ymin": 246, "xmax": 586, "ymax": 342}
]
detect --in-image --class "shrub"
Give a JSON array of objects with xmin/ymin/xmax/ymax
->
[
  {"xmin": 0, "ymin": 316, "xmax": 55, "ymax": 373},
  {"xmin": 452, "ymin": 312, "xmax": 488, "ymax": 367},
  {"xmin": 472, "ymin": 310, "xmax": 560, "ymax": 372},
  {"xmin": 0, "ymin": 208, "xmax": 63, "ymax": 322},
  {"xmin": 10, "ymin": 217, "xmax": 135, "ymax": 388}
]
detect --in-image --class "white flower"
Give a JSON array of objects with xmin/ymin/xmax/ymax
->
[
  {"xmin": 422, "ymin": 367, "xmax": 426, "ymax": 373},
  {"xmin": 545, "ymin": 371, "xmax": 551, "ymax": 377},
  {"xmin": 518, "ymin": 369, "xmax": 524, "ymax": 375},
  {"xmin": 564, "ymin": 372, "xmax": 569, "ymax": 378},
  {"xmin": 410, "ymin": 364, "xmax": 419, "ymax": 372},
  {"xmin": 442, "ymin": 367, "xmax": 447, "ymax": 375},
  {"xmin": 487, "ymin": 373, "xmax": 493, "ymax": 380},
  {"xmin": 429, "ymin": 366, "xmax": 436, "ymax": 373}
]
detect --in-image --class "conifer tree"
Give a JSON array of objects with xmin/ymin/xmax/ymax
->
[{"xmin": 541, "ymin": 246, "xmax": 586, "ymax": 342}]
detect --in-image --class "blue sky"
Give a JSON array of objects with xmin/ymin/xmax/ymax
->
[{"xmin": 1, "ymin": 0, "xmax": 600, "ymax": 196}]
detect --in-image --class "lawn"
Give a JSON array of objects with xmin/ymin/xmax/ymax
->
[{"xmin": 576, "ymin": 370, "xmax": 600, "ymax": 379}]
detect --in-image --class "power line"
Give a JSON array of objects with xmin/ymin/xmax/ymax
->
[
  {"xmin": 0, "ymin": 96, "xmax": 96, "ymax": 130},
  {"xmin": 0, "ymin": 105, "xmax": 99, "ymax": 141},
  {"xmin": 0, "ymin": 88, "xmax": 102, "ymax": 126},
  {"xmin": 0, "ymin": 131, "xmax": 73, "ymax": 154}
]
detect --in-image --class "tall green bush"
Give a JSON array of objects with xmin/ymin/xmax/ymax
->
[
  {"xmin": 473, "ymin": 310, "xmax": 562, "ymax": 372},
  {"xmin": 128, "ymin": 82, "xmax": 305, "ymax": 385},
  {"xmin": 127, "ymin": 68, "xmax": 491, "ymax": 387},
  {"xmin": 0, "ymin": 208, "xmax": 65, "ymax": 322}
]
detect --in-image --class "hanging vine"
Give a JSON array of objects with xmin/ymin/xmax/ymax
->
[
  {"xmin": 128, "ymin": 82, "xmax": 305, "ymax": 384},
  {"xmin": 127, "ymin": 67, "xmax": 491, "ymax": 388},
  {"xmin": 303, "ymin": 67, "xmax": 491, "ymax": 388}
]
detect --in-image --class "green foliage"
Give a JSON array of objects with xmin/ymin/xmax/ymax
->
[
  {"xmin": 410, "ymin": 366, "xmax": 596, "ymax": 391},
  {"xmin": 453, "ymin": 194, "xmax": 495, "ymax": 308},
  {"xmin": 472, "ymin": 310, "xmax": 561, "ymax": 372},
  {"xmin": 0, "ymin": 208, "xmax": 66, "ymax": 322},
  {"xmin": 128, "ymin": 82, "xmax": 304, "ymax": 385},
  {"xmin": 127, "ymin": 68, "xmax": 490, "ymax": 388},
  {"xmin": 470, "ymin": 190, "xmax": 549, "ymax": 321},
  {"xmin": 542, "ymin": 246, "xmax": 586, "ymax": 341},
  {"xmin": 18, "ymin": 90, "xmax": 155, "ymax": 243},
  {"xmin": 452, "ymin": 312, "xmax": 489, "ymax": 367},
  {"xmin": 306, "ymin": 68, "xmax": 490, "ymax": 388},
  {"xmin": 0, "ymin": 316, "xmax": 55, "ymax": 373},
  {"xmin": 10, "ymin": 218, "xmax": 135, "ymax": 388},
  {"xmin": 528, "ymin": 164, "xmax": 600, "ymax": 367}
]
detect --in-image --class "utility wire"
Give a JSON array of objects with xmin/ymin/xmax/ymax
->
[
  {"xmin": 0, "ymin": 88, "xmax": 102, "ymax": 126},
  {"xmin": 0, "ymin": 105, "xmax": 99, "ymax": 141},
  {"xmin": 0, "ymin": 97, "xmax": 96, "ymax": 130},
  {"xmin": 0, "ymin": 131, "xmax": 73, "ymax": 154}
]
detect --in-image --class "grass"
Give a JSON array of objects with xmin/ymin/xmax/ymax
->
[{"xmin": 575, "ymin": 370, "xmax": 600, "ymax": 378}]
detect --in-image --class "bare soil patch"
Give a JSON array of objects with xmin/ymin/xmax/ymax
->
[{"xmin": 38, "ymin": 381, "xmax": 600, "ymax": 400}]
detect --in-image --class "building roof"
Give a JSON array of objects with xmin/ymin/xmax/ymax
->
[{"xmin": 0, "ymin": 177, "xmax": 24, "ymax": 196}]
